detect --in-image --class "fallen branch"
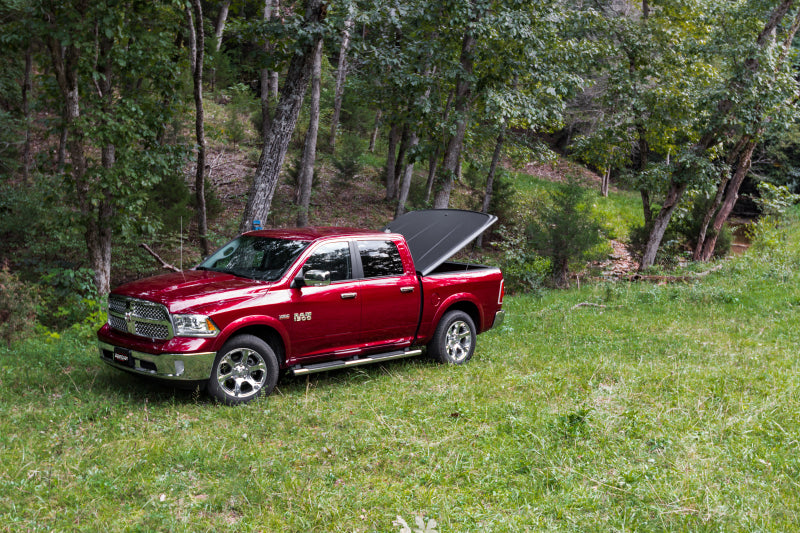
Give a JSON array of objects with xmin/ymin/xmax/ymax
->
[
  {"xmin": 572, "ymin": 302, "xmax": 607, "ymax": 310},
  {"xmin": 626, "ymin": 263, "xmax": 725, "ymax": 283},
  {"xmin": 140, "ymin": 243, "xmax": 181, "ymax": 272}
]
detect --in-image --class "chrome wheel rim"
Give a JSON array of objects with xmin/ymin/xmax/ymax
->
[
  {"xmin": 215, "ymin": 348, "xmax": 267, "ymax": 400},
  {"xmin": 445, "ymin": 320, "xmax": 472, "ymax": 363}
]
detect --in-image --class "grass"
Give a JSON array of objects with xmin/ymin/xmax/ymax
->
[{"xmin": 3, "ymin": 219, "xmax": 800, "ymax": 531}]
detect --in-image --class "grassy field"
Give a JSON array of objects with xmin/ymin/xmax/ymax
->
[{"xmin": 2, "ymin": 215, "xmax": 800, "ymax": 532}]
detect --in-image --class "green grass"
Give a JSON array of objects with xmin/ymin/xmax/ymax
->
[{"xmin": 2, "ymin": 219, "xmax": 800, "ymax": 531}]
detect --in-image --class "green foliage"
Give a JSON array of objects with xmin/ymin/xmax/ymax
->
[
  {"xmin": 37, "ymin": 267, "xmax": 98, "ymax": 331},
  {"xmin": 0, "ymin": 266, "xmax": 38, "ymax": 346},
  {"xmin": 491, "ymin": 225, "xmax": 550, "ymax": 295},
  {"xmin": 331, "ymin": 133, "xmax": 365, "ymax": 185},
  {"xmin": 526, "ymin": 179, "xmax": 605, "ymax": 287},
  {"xmin": 753, "ymin": 181, "xmax": 800, "ymax": 218}
]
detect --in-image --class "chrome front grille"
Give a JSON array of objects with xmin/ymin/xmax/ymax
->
[{"xmin": 107, "ymin": 296, "xmax": 173, "ymax": 340}]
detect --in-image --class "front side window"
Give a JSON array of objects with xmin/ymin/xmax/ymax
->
[
  {"xmin": 198, "ymin": 236, "xmax": 309, "ymax": 281},
  {"xmin": 358, "ymin": 240, "xmax": 405, "ymax": 278},
  {"xmin": 303, "ymin": 242, "xmax": 353, "ymax": 282}
]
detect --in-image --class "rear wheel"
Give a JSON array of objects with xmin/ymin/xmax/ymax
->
[
  {"xmin": 427, "ymin": 310, "xmax": 476, "ymax": 364},
  {"xmin": 207, "ymin": 335, "xmax": 279, "ymax": 405}
]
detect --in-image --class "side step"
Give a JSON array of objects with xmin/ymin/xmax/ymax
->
[{"xmin": 290, "ymin": 348, "xmax": 423, "ymax": 376}]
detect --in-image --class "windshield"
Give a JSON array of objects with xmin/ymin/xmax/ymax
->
[{"xmin": 197, "ymin": 236, "xmax": 309, "ymax": 281}]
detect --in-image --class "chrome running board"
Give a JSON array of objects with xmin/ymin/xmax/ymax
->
[{"xmin": 290, "ymin": 348, "xmax": 423, "ymax": 376}]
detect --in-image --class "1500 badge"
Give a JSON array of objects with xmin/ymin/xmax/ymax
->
[{"xmin": 294, "ymin": 312, "xmax": 312, "ymax": 322}]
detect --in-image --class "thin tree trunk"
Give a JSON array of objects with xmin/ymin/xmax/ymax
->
[
  {"xmin": 476, "ymin": 128, "xmax": 505, "ymax": 248},
  {"xmin": 424, "ymin": 90, "xmax": 454, "ymax": 203},
  {"xmin": 296, "ymin": 39, "xmax": 323, "ymax": 227},
  {"xmin": 698, "ymin": 139, "xmax": 757, "ymax": 261},
  {"xmin": 693, "ymin": 136, "xmax": 750, "ymax": 260},
  {"xmin": 191, "ymin": 0, "xmax": 209, "ymax": 256},
  {"xmin": 209, "ymin": 0, "xmax": 231, "ymax": 92},
  {"xmin": 433, "ymin": 27, "xmax": 477, "ymax": 209},
  {"xmin": 241, "ymin": 0, "xmax": 326, "ymax": 232},
  {"xmin": 369, "ymin": 109, "xmax": 382, "ymax": 152},
  {"xmin": 329, "ymin": 11, "xmax": 354, "ymax": 151},
  {"xmin": 391, "ymin": 125, "xmax": 410, "ymax": 200},
  {"xmin": 21, "ymin": 44, "xmax": 33, "ymax": 182},
  {"xmin": 640, "ymin": 180, "xmax": 688, "ymax": 269},
  {"xmin": 185, "ymin": 6, "xmax": 197, "ymax": 75},
  {"xmin": 395, "ymin": 131, "xmax": 420, "ymax": 218},
  {"xmin": 601, "ymin": 168, "xmax": 610, "ymax": 198},
  {"xmin": 260, "ymin": 0, "xmax": 278, "ymax": 139},
  {"xmin": 384, "ymin": 123, "xmax": 400, "ymax": 200}
]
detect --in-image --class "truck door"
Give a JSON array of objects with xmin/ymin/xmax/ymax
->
[
  {"xmin": 356, "ymin": 239, "xmax": 420, "ymax": 349},
  {"xmin": 288, "ymin": 241, "xmax": 362, "ymax": 360}
]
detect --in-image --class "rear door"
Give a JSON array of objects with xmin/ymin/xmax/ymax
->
[
  {"xmin": 355, "ymin": 239, "xmax": 420, "ymax": 350},
  {"xmin": 288, "ymin": 240, "xmax": 362, "ymax": 360}
]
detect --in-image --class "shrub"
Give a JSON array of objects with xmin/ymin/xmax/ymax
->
[
  {"xmin": 492, "ymin": 225, "xmax": 550, "ymax": 295},
  {"xmin": 0, "ymin": 266, "xmax": 39, "ymax": 346},
  {"xmin": 526, "ymin": 180, "xmax": 605, "ymax": 288}
]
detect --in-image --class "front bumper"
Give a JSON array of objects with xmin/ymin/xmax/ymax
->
[{"xmin": 99, "ymin": 341, "xmax": 216, "ymax": 381}]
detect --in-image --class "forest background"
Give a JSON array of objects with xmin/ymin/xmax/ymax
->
[{"xmin": 3, "ymin": 0, "xmax": 800, "ymax": 320}]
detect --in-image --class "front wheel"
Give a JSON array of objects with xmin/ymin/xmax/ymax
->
[
  {"xmin": 207, "ymin": 335, "xmax": 279, "ymax": 405},
  {"xmin": 427, "ymin": 310, "xmax": 476, "ymax": 365}
]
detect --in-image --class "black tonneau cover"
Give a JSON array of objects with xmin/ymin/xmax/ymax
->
[{"xmin": 383, "ymin": 209, "xmax": 497, "ymax": 276}]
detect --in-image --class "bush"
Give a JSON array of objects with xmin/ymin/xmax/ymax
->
[
  {"xmin": 526, "ymin": 180, "xmax": 605, "ymax": 288},
  {"xmin": 492, "ymin": 225, "xmax": 550, "ymax": 295},
  {"xmin": 0, "ymin": 266, "xmax": 39, "ymax": 346}
]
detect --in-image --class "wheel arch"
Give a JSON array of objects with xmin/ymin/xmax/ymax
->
[
  {"xmin": 439, "ymin": 298, "xmax": 481, "ymax": 332},
  {"xmin": 218, "ymin": 321, "xmax": 288, "ymax": 367}
]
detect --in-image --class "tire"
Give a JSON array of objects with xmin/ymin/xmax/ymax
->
[
  {"xmin": 427, "ymin": 310, "xmax": 476, "ymax": 365},
  {"xmin": 207, "ymin": 334, "xmax": 279, "ymax": 405}
]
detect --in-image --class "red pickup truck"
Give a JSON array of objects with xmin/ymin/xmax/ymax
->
[{"xmin": 98, "ymin": 209, "xmax": 505, "ymax": 404}]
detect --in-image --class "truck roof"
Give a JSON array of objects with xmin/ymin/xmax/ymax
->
[{"xmin": 242, "ymin": 227, "xmax": 390, "ymax": 241}]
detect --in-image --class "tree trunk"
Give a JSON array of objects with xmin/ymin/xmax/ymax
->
[
  {"xmin": 395, "ymin": 131, "xmax": 420, "ymax": 218},
  {"xmin": 241, "ymin": 0, "xmax": 326, "ymax": 232},
  {"xmin": 260, "ymin": 0, "xmax": 278, "ymax": 139},
  {"xmin": 191, "ymin": 0, "xmax": 209, "ymax": 256},
  {"xmin": 425, "ymin": 90, "xmax": 454, "ymax": 203},
  {"xmin": 391, "ymin": 125, "xmax": 410, "ymax": 200},
  {"xmin": 329, "ymin": 12, "xmax": 354, "ymax": 151},
  {"xmin": 601, "ymin": 168, "xmax": 610, "ymax": 198},
  {"xmin": 295, "ymin": 39, "xmax": 323, "ymax": 227},
  {"xmin": 209, "ymin": 0, "xmax": 231, "ymax": 92},
  {"xmin": 697, "ymin": 139, "xmax": 757, "ymax": 261},
  {"xmin": 433, "ymin": 28, "xmax": 477, "ymax": 209},
  {"xmin": 640, "ymin": 179, "xmax": 688, "ymax": 269},
  {"xmin": 384, "ymin": 123, "xmax": 400, "ymax": 200},
  {"xmin": 369, "ymin": 109, "xmax": 382, "ymax": 152},
  {"xmin": 476, "ymin": 128, "xmax": 505, "ymax": 248},
  {"xmin": 185, "ymin": 6, "xmax": 197, "ymax": 75}
]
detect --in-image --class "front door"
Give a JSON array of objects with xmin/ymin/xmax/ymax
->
[{"xmin": 287, "ymin": 241, "xmax": 361, "ymax": 361}]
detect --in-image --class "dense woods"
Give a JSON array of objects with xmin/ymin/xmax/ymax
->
[{"xmin": 2, "ymin": 0, "xmax": 800, "ymax": 312}]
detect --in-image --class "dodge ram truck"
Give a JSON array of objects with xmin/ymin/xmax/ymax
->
[{"xmin": 97, "ymin": 209, "xmax": 505, "ymax": 404}]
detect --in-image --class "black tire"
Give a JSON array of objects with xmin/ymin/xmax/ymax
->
[
  {"xmin": 207, "ymin": 334, "xmax": 279, "ymax": 405},
  {"xmin": 427, "ymin": 310, "xmax": 476, "ymax": 364}
]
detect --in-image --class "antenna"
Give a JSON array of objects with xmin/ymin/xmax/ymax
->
[{"xmin": 180, "ymin": 216, "xmax": 183, "ymax": 272}]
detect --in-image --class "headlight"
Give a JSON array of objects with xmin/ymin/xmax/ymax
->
[{"xmin": 172, "ymin": 314, "xmax": 219, "ymax": 337}]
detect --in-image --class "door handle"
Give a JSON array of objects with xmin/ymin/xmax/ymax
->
[
  {"xmin": 341, "ymin": 292, "xmax": 357, "ymax": 300},
  {"xmin": 400, "ymin": 286, "xmax": 415, "ymax": 293}
]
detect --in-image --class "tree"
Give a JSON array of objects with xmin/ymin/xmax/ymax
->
[
  {"xmin": 189, "ymin": 0, "xmax": 210, "ymax": 257},
  {"xmin": 29, "ymin": 0, "xmax": 186, "ymax": 294},
  {"xmin": 295, "ymin": 38, "xmax": 323, "ymax": 227},
  {"xmin": 241, "ymin": 0, "xmax": 327, "ymax": 232}
]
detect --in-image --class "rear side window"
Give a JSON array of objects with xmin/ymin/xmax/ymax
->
[{"xmin": 358, "ymin": 240, "xmax": 405, "ymax": 278}]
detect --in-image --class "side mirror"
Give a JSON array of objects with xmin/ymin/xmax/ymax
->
[{"xmin": 291, "ymin": 269, "xmax": 331, "ymax": 288}]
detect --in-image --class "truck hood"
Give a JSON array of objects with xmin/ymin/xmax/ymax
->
[
  {"xmin": 384, "ymin": 209, "xmax": 497, "ymax": 276},
  {"xmin": 111, "ymin": 270, "xmax": 268, "ymax": 314}
]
